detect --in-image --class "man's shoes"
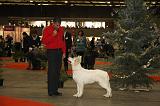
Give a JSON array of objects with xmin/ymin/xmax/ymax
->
[
  {"xmin": 48, "ymin": 92, "xmax": 62, "ymax": 96},
  {"xmin": 48, "ymin": 93, "xmax": 53, "ymax": 96},
  {"xmin": 53, "ymin": 92, "xmax": 62, "ymax": 96}
]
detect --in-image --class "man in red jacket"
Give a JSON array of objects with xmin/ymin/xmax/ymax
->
[{"xmin": 41, "ymin": 17, "xmax": 66, "ymax": 96}]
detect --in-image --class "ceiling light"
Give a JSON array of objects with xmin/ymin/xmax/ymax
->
[
  {"xmin": 152, "ymin": 2, "xmax": 156, "ymax": 4},
  {"xmin": 64, "ymin": 1, "xmax": 68, "ymax": 3},
  {"xmin": 107, "ymin": 2, "xmax": 111, "ymax": 4},
  {"xmin": 42, "ymin": 4, "xmax": 49, "ymax": 5},
  {"xmin": 121, "ymin": 5, "xmax": 126, "ymax": 6},
  {"xmin": 115, "ymin": 5, "xmax": 120, "ymax": 6},
  {"xmin": 98, "ymin": 2, "xmax": 106, "ymax": 3},
  {"xmin": 120, "ymin": 2, "xmax": 124, "ymax": 3}
]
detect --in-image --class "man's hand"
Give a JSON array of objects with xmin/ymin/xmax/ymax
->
[{"xmin": 52, "ymin": 30, "xmax": 57, "ymax": 36}]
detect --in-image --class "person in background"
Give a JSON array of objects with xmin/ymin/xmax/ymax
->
[
  {"xmin": 5, "ymin": 34, "xmax": 13, "ymax": 57},
  {"xmin": 28, "ymin": 30, "xmax": 41, "ymax": 70},
  {"xmin": 85, "ymin": 37, "xmax": 97, "ymax": 69},
  {"xmin": 0, "ymin": 35, "xmax": 5, "ymax": 56},
  {"xmin": 31, "ymin": 30, "xmax": 41, "ymax": 48},
  {"xmin": 41, "ymin": 17, "xmax": 66, "ymax": 96},
  {"xmin": 63, "ymin": 29, "xmax": 72, "ymax": 72},
  {"xmin": 22, "ymin": 32, "xmax": 32, "ymax": 67},
  {"xmin": 89, "ymin": 37, "xmax": 97, "ymax": 69},
  {"xmin": 105, "ymin": 42, "xmax": 115, "ymax": 58},
  {"xmin": 86, "ymin": 38, "xmax": 90, "ymax": 49},
  {"xmin": 90, "ymin": 37, "xmax": 95, "ymax": 50},
  {"xmin": 22, "ymin": 32, "xmax": 32, "ymax": 56},
  {"xmin": 74, "ymin": 30, "xmax": 86, "ymax": 68}
]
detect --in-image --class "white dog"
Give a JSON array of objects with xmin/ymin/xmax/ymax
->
[{"xmin": 68, "ymin": 56, "xmax": 112, "ymax": 98}]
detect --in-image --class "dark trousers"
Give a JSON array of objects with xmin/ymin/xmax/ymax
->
[
  {"xmin": 84, "ymin": 51, "xmax": 96, "ymax": 69},
  {"xmin": 63, "ymin": 50, "xmax": 70, "ymax": 71},
  {"xmin": 76, "ymin": 51, "xmax": 85, "ymax": 68},
  {"xmin": 47, "ymin": 49, "xmax": 62, "ymax": 94}
]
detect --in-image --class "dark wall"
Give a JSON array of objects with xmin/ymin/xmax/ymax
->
[
  {"xmin": 0, "ymin": 5, "xmax": 113, "ymax": 18},
  {"xmin": 0, "ymin": 17, "xmax": 9, "ymax": 25}
]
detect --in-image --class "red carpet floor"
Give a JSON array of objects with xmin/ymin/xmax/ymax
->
[
  {"xmin": 149, "ymin": 76, "xmax": 160, "ymax": 81},
  {"xmin": 0, "ymin": 96, "xmax": 54, "ymax": 106},
  {"xmin": 0, "ymin": 57, "xmax": 12, "ymax": 61},
  {"xmin": 0, "ymin": 62, "xmax": 28, "ymax": 70}
]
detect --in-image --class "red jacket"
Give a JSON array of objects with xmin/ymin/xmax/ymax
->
[{"xmin": 41, "ymin": 24, "xmax": 66, "ymax": 54}]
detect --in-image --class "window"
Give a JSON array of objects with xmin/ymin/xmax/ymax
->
[
  {"xmin": 84, "ymin": 21, "xmax": 105, "ymax": 28},
  {"xmin": 61, "ymin": 21, "xmax": 75, "ymax": 27},
  {"xmin": 30, "ymin": 21, "xmax": 46, "ymax": 27}
]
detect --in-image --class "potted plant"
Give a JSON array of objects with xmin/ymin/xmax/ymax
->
[
  {"xmin": 12, "ymin": 42, "xmax": 23, "ymax": 62},
  {"xmin": 12, "ymin": 51, "xmax": 24, "ymax": 62},
  {"xmin": 59, "ymin": 70, "xmax": 69, "ymax": 88}
]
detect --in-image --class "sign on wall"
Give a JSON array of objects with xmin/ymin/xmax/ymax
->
[{"xmin": 4, "ymin": 26, "xmax": 15, "ymax": 31}]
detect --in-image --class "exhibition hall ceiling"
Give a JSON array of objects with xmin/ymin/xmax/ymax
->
[{"xmin": 0, "ymin": 0, "xmax": 159, "ymax": 6}]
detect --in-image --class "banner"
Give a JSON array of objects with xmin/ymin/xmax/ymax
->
[{"xmin": 4, "ymin": 26, "xmax": 15, "ymax": 31}]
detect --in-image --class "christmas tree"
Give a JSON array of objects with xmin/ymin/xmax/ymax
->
[{"xmin": 107, "ymin": 0, "xmax": 160, "ymax": 89}]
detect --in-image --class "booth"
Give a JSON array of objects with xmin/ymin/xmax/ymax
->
[{"xmin": 3, "ymin": 26, "xmax": 30, "ymax": 42}]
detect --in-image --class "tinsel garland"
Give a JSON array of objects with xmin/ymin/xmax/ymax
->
[{"xmin": 112, "ymin": 71, "xmax": 136, "ymax": 79}]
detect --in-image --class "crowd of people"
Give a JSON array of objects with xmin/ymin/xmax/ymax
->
[
  {"xmin": 0, "ymin": 30, "xmax": 44, "ymax": 70},
  {"xmin": 0, "ymin": 28, "xmax": 115, "ymax": 71},
  {"xmin": 62, "ymin": 29, "xmax": 115, "ymax": 70},
  {"xmin": 0, "ymin": 34, "xmax": 13, "ymax": 57},
  {"xmin": 0, "ymin": 20, "xmax": 115, "ymax": 72}
]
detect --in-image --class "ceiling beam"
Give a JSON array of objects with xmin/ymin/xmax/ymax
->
[{"xmin": 0, "ymin": 0, "xmax": 159, "ymax": 6}]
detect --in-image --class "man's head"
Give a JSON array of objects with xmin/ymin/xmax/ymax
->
[
  {"xmin": 52, "ymin": 17, "xmax": 61, "ymax": 30},
  {"xmin": 53, "ymin": 17, "xmax": 61, "ymax": 24},
  {"xmin": 22, "ymin": 32, "xmax": 28, "ymax": 37}
]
